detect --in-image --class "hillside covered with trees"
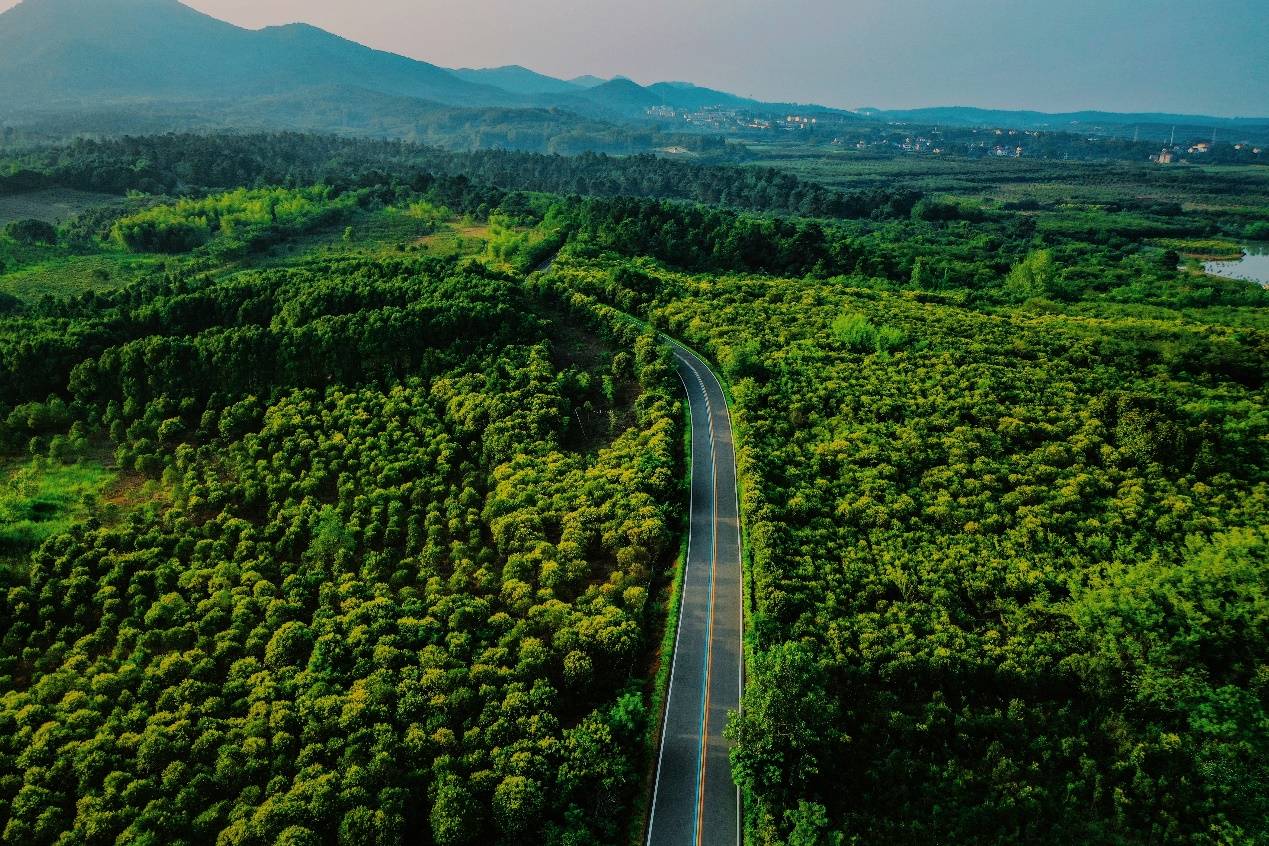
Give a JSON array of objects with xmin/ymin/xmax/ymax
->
[
  {"xmin": 561, "ymin": 254, "xmax": 1266, "ymax": 843},
  {"xmin": 0, "ymin": 131, "xmax": 1265, "ymax": 845},
  {"xmin": 0, "ymin": 251, "xmax": 684, "ymax": 844}
]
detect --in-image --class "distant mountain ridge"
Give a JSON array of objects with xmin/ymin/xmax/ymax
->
[
  {"xmin": 451, "ymin": 65, "xmax": 586, "ymax": 96},
  {"xmin": 0, "ymin": 0, "xmax": 1262, "ymax": 149},
  {"xmin": 0, "ymin": 0, "xmax": 864, "ymax": 122}
]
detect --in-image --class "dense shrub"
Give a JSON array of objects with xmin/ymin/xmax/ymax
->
[{"xmin": 3, "ymin": 218, "xmax": 56, "ymax": 245}]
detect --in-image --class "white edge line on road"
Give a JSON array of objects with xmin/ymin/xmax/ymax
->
[{"xmin": 721, "ymin": 378, "xmax": 744, "ymax": 846}]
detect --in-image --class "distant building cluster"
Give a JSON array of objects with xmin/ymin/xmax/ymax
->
[
  {"xmin": 642, "ymin": 103, "xmax": 1266, "ymax": 165},
  {"xmin": 644, "ymin": 106, "xmax": 849, "ymax": 134},
  {"xmin": 645, "ymin": 105, "xmax": 769, "ymax": 131},
  {"xmin": 828, "ymin": 134, "xmax": 956, "ymax": 156},
  {"xmin": 1152, "ymin": 140, "xmax": 1262, "ymax": 164}
]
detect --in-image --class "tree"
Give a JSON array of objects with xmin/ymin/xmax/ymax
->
[
  {"xmin": 265, "ymin": 622, "xmax": 313, "ymax": 669},
  {"xmin": 276, "ymin": 825, "xmax": 320, "ymax": 846},
  {"xmin": 492, "ymin": 775, "xmax": 545, "ymax": 835},
  {"xmin": 430, "ymin": 777, "xmax": 481, "ymax": 845},
  {"xmin": 1003, "ymin": 249, "xmax": 1057, "ymax": 300}
]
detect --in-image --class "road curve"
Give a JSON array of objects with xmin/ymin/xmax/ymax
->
[{"xmin": 647, "ymin": 339, "xmax": 743, "ymax": 846}]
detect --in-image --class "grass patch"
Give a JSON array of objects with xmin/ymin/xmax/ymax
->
[
  {"xmin": 417, "ymin": 223, "xmax": 492, "ymax": 258},
  {"xmin": 0, "ymin": 457, "xmax": 114, "ymax": 564},
  {"xmin": 1149, "ymin": 237, "xmax": 1244, "ymax": 260},
  {"xmin": 246, "ymin": 210, "xmax": 487, "ymax": 268},
  {"xmin": 0, "ymin": 251, "xmax": 167, "ymax": 301}
]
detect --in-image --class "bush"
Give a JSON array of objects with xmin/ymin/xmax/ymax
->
[
  {"xmin": 831, "ymin": 312, "xmax": 907, "ymax": 354},
  {"xmin": 4, "ymin": 218, "xmax": 57, "ymax": 245},
  {"xmin": 1004, "ymin": 248, "xmax": 1058, "ymax": 300},
  {"xmin": 912, "ymin": 199, "xmax": 961, "ymax": 222},
  {"xmin": 113, "ymin": 216, "xmax": 209, "ymax": 253}
]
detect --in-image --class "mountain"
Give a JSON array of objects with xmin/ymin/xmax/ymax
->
[
  {"xmin": 2, "ymin": 0, "xmax": 1262, "ymax": 153},
  {"xmin": 451, "ymin": 65, "xmax": 584, "ymax": 96},
  {"xmin": 0, "ymin": 0, "xmax": 863, "ymax": 127},
  {"xmin": 574, "ymin": 78, "xmax": 858, "ymax": 121},
  {"xmin": 647, "ymin": 82, "xmax": 778, "ymax": 112},
  {"xmin": 579, "ymin": 78, "xmax": 665, "ymax": 114},
  {"xmin": 0, "ymin": 0, "xmax": 834, "ymax": 134},
  {"xmin": 0, "ymin": 0, "xmax": 516, "ymax": 108},
  {"xmin": 0, "ymin": 0, "xmax": 799, "ymax": 153}
]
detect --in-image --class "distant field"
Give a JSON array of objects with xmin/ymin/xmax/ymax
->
[
  {"xmin": 241, "ymin": 208, "xmax": 493, "ymax": 270},
  {"xmin": 0, "ymin": 198, "xmax": 504, "ymax": 302},
  {"xmin": 0, "ymin": 252, "xmax": 167, "ymax": 301},
  {"xmin": 0, "ymin": 188, "xmax": 122, "ymax": 226},
  {"xmin": 745, "ymin": 145, "xmax": 1269, "ymax": 209}
]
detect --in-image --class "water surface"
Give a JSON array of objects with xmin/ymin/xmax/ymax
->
[{"xmin": 1204, "ymin": 243, "xmax": 1269, "ymax": 286}]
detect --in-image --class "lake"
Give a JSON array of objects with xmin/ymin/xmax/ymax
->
[{"xmin": 1204, "ymin": 243, "xmax": 1269, "ymax": 286}]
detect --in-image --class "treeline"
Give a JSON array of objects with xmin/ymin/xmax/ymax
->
[
  {"xmin": 1, "ymin": 94, "xmax": 731, "ymax": 159},
  {"xmin": 564, "ymin": 196, "xmax": 907, "ymax": 278},
  {"xmin": 0, "ymin": 133, "xmax": 920, "ymax": 221},
  {"xmin": 559, "ymin": 196, "xmax": 1268, "ymax": 311}
]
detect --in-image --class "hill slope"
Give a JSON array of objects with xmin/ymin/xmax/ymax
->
[
  {"xmin": 452, "ymin": 65, "xmax": 585, "ymax": 96},
  {"xmin": 0, "ymin": 0, "xmax": 515, "ymax": 108}
]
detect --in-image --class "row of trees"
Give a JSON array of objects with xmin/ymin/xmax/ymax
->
[{"xmin": 0, "ymin": 134, "xmax": 920, "ymax": 221}]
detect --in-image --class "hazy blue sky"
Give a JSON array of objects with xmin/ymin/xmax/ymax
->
[{"xmin": 7, "ymin": 0, "xmax": 1269, "ymax": 114}]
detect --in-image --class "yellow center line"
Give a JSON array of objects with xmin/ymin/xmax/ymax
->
[{"xmin": 694, "ymin": 361, "xmax": 720, "ymax": 846}]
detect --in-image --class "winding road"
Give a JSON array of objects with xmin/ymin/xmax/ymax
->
[{"xmin": 647, "ymin": 339, "xmax": 744, "ymax": 846}]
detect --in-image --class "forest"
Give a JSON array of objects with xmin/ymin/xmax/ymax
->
[
  {"xmin": 0, "ymin": 245, "xmax": 687, "ymax": 844},
  {"xmin": 559, "ymin": 252, "xmax": 1265, "ymax": 844},
  {"xmin": 0, "ymin": 131, "xmax": 1266, "ymax": 845}
]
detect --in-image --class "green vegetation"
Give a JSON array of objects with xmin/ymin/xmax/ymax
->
[
  {"xmin": 112, "ymin": 186, "xmax": 358, "ymax": 255},
  {"xmin": 1149, "ymin": 238, "xmax": 1244, "ymax": 259},
  {"xmin": 0, "ymin": 131, "xmax": 1265, "ymax": 845},
  {"xmin": 0, "ymin": 134, "xmax": 915, "ymax": 220},
  {"xmin": 0, "ymin": 188, "xmax": 121, "ymax": 229},
  {"xmin": 3, "ymin": 218, "xmax": 55, "ymax": 245},
  {"xmin": 0, "ymin": 457, "xmax": 113, "ymax": 564},
  {"xmin": 538, "ymin": 137, "xmax": 1264, "ymax": 845},
  {"xmin": 557, "ymin": 240, "xmax": 1266, "ymax": 844},
  {"xmin": 0, "ymin": 250, "xmax": 685, "ymax": 844}
]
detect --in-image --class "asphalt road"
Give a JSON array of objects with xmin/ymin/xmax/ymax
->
[{"xmin": 647, "ymin": 339, "xmax": 743, "ymax": 846}]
